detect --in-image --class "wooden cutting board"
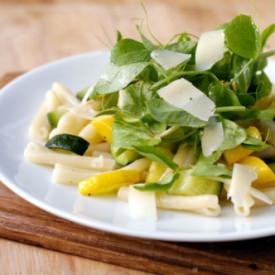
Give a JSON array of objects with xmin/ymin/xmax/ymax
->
[{"xmin": 1, "ymin": 73, "xmax": 275, "ymax": 275}]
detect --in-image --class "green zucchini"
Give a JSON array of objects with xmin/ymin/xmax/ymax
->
[
  {"xmin": 169, "ymin": 170, "xmax": 222, "ymax": 196},
  {"xmin": 47, "ymin": 108, "xmax": 67, "ymax": 128},
  {"xmin": 76, "ymin": 88, "xmax": 90, "ymax": 101},
  {"xmin": 115, "ymin": 149, "xmax": 140, "ymax": 165},
  {"xmin": 46, "ymin": 134, "xmax": 89, "ymax": 155}
]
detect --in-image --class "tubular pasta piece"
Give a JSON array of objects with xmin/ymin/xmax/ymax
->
[
  {"xmin": 117, "ymin": 187, "xmax": 221, "ymax": 217},
  {"xmin": 79, "ymin": 123, "xmax": 103, "ymax": 144},
  {"xmin": 29, "ymin": 102, "xmax": 50, "ymax": 142},
  {"xmin": 89, "ymin": 143, "xmax": 110, "ymax": 153},
  {"xmin": 92, "ymin": 151, "xmax": 113, "ymax": 159},
  {"xmin": 49, "ymin": 112, "xmax": 89, "ymax": 138},
  {"xmin": 260, "ymin": 187, "xmax": 275, "ymax": 204},
  {"xmin": 52, "ymin": 82, "xmax": 79, "ymax": 106},
  {"xmin": 157, "ymin": 194, "xmax": 221, "ymax": 216},
  {"xmin": 46, "ymin": 90, "xmax": 62, "ymax": 111},
  {"xmin": 29, "ymin": 89, "xmax": 60, "ymax": 141},
  {"xmin": 52, "ymin": 164, "xmax": 100, "ymax": 185},
  {"xmin": 24, "ymin": 142, "xmax": 116, "ymax": 171}
]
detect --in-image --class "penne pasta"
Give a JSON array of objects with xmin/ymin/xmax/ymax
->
[
  {"xmin": 49, "ymin": 111, "xmax": 89, "ymax": 138},
  {"xmin": 92, "ymin": 151, "xmax": 113, "ymax": 159},
  {"xmin": 117, "ymin": 187, "xmax": 221, "ymax": 217},
  {"xmin": 52, "ymin": 82, "xmax": 79, "ymax": 106},
  {"xmin": 45, "ymin": 90, "xmax": 62, "ymax": 111},
  {"xmin": 260, "ymin": 187, "xmax": 275, "ymax": 204},
  {"xmin": 70, "ymin": 101, "xmax": 97, "ymax": 120},
  {"xmin": 79, "ymin": 123, "xmax": 103, "ymax": 144},
  {"xmin": 29, "ymin": 89, "xmax": 61, "ymax": 142},
  {"xmin": 89, "ymin": 142, "xmax": 110, "ymax": 153},
  {"xmin": 52, "ymin": 164, "xmax": 100, "ymax": 185},
  {"xmin": 29, "ymin": 101, "xmax": 51, "ymax": 142},
  {"xmin": 157, "ymin": 194, "xmax": 221, "ymax": 217},
  {"xmin": 24, "ymin": 142, "xmax": 116, "ymax": 171}
]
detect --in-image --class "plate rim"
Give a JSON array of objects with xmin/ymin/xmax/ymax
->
[{"xmin": 0, "ymin": 51, "xmax": 275, "ymax": 242}]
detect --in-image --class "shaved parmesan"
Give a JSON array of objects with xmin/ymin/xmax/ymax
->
[
  {"xmin": 228, "ymin": 164, "xmax": 257, "ymax": 216},
  {"xmin": 201, "ymin": 116, "xmax": 224, "ymax": 157},
  {"xmin": 196, "ymin": 30, "xmax": 225, "ymax": 71},
  {"xmin": 157, "ymin": 78, "xmax": 215, "ymax": 121},
  {"xmin": 151, "ymin": 49, "xmax": 191, "ymax": 70},
  {"xmin": 128, "ymin": 185, "xmax": 157, "ymax": 220}
]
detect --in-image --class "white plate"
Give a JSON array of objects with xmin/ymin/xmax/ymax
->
[{"xmin": 0, "ymin": 51, "xmax": 275, "ymax": 242}]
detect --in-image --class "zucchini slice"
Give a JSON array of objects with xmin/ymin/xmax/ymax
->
[
  {"xmin": 169, "ymin": 170, "xmax": 222, "ymax": 196},
  {"xmin": 46, "ymin": 134, "xmax": 89, "ymax": 155},
  {"xmin": 115, "ymin": 149, "xmax": 139, "ymax": 165},
  {"xmin": 47, "ymin": 108, "xmax": 67, "ymax": 128},
  {"xmin": 76, "ymin": 88, "xmax": 90, "ymax": 101}
]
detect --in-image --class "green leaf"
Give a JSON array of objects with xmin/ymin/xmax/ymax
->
[
  {"xmin": 210, "ymin": 51, "xmax": 232, "ymax": 81},
  {"xmin": 93, "ymin": 62, "xmax": 149, "ymax": 96},
  {"xmin": 192, "ymin": 152, "xmax": 231, "ymax": 178},
  {"xmin": 116, "ymin": 31, "xmax": 123, "ymax": 42},
  {"xmin": 219, "ymin": 119, "xmax": 247, "ymax": 151},
  {"xmin": 231, "ymin": 56, "xmax": 255, "ymax": 95},
  {"xmin": 186, "ymin": 74, "xmax": 214, "ymax": 95},
  {"xmin": 243, "ymin": 102, "xmax": 275, "ymax": 120},
  {"xmin": 111, "ymin": 38, "xmax": 151, "ymax": 66},
  {"xmin": 253, "ymin": 72, "xmax": 272, "ymax": 100},
  {"xmin": 95, "ymin": 107, "xmax": 118, "ymax": 117},
  {"xmin": 160, "ymin": 127, "xmax": 192, "ymax": 146},
  {"xmin": 242, "ymin": 135, "xmax": 269, "ymax": 151},
  {"xmin": 166, "ymin": 33, "xmax": 197, "ymax": 55},
  {"xmin": 135, "ymin": 171, "xmax": 180, "ymax": 192},
  {"xmin": 112, "ymin": 120, "xmax": 161, "ymax": 150},
  {"xmin": 261, "ymin": 24, "xmax": 275, "ymax": 48},
  {"xmin": 209, "ymin": 82, "xmax": 241, "ymax": 107},
  {"xmin": 102, "ymin": 93, "xmax": 118, "ymax": 109},
  {"xmin": 225, "ymin": 15, "xmax": 261, "ymax": 59},
  {"xmin": 192, "ymin": 161, "xmax": 231, "ymax": 178},
  {"xmin": 118, "ymin": 82, "xmax": 147, "ymax": 117},
  {"xmin": 136, "ymin": 25, "xmax": 156, "ymax": 51},
  {"xmin": 134, "ymin": 145, "xmax": 179, "ymax": 170},
  {"xmin": 147, "ymin": 96, "xmax": 206, "ymax": 128}
]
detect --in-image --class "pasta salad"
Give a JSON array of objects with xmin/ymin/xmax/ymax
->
[{"xmin": 25, "ymin": 15, "xmax": 275, "ymax": 219}]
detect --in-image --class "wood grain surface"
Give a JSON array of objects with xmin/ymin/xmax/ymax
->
[
  {"xmin": 1, "ymin": 0, "xmax": 275, "ymax": 77},
  {"xmin": 0, "ymin": 239, "xmax": 145, "ymax": 275},
  {"xmin": 0, "ymin": 175, "xmax": 275, "ymax": 275},
  {"xmin": 1, "ymin": 1, "xmax": 275, "ymax": 274}
]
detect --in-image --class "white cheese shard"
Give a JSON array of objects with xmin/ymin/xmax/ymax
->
[
  {"xmin": 157, "ymin": 78, "xmax": 215, "ymax": 121},
  {"xmin": 228, "ymin": 164, "xmax": 257, "ymax": 216},
  {"xmin": 201, "ymin": 116, "xmax": 224, "ymax": 157},
  {"xmin": 151, "ymin": 49, "xmax": 191, "ymax": 70},
  {"xmin": 195, "ymin": 30, "xmax": 225, "ymax": 71},
  {"xmin": 128, "ymin": 185, "xmax": 157, "ymax": 220}
]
